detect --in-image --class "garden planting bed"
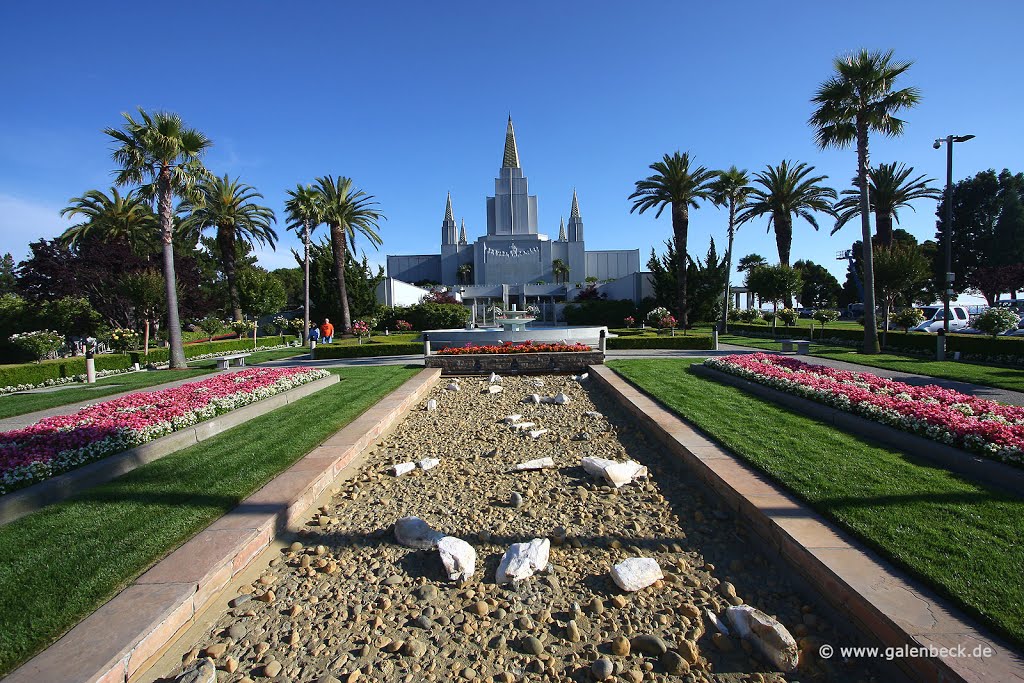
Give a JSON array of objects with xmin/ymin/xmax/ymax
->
[
  {"xmin": 0, "ymin": 368, "xmax": 334, "ymax": 524},
  {"xmin": 697, "ymin": 354, "xmax": 1024, "ymax": 493},
  {"xmin": 426, "ymin": 342, "xmax": 603, "ymax": 375}
]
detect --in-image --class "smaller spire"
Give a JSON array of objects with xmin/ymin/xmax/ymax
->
[
  {"xmin": 502, "ymin": 115, "xmax": 520, "ymax": 169},
  {"xmin": 570, "ymin": 189, "xmax": 580, "ymax": 219},
  {"xmin": 444, "ymin": 192, "xmax": 455, "ymax": 222},
  {"xmin": 459, "ymin": 218, "xmax": 467, "ymax": 245},
  {"xmin": 558, "ymin": 216, "xmax": 566, "ymax": 241}
]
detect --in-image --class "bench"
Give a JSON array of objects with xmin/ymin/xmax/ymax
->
[
  {"xmin": 215, "ymin": 353, "xmax": 251, "ymax": 370},
  {"xmin": 779, "ymin": 339, "xmax": 810, "ymax": 354}
]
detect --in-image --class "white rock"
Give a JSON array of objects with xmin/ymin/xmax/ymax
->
[
  {"xmin": 706, "ymin": 608, "xmax": 730, "ymax": 635},
  {"xmin": 425, "ymin": 399, "xmax": 438, "ymax": 411},
  {"xmin": 511, "ymin": 421, "xmax": 536, "ymax": 430},
  {"xmin": 584, "ymin": 411, "xmax": 603, "ymax": 419},
  {"xmin": 445, "ymin": 382, "xmax": 460, "ymax": 392},
  {"xmin": 553, "ymin": 392, "xmax": 570, "ymax": 405},
  {"xmin": 523, "ymin": 393, "xmax": 541, "ymax": 404},
  {"xmin": 485, "ymin": 385, "xmax": 503, "ymax": 394},
  {"xmin": 437, "ymin": 536, "xmax": 476, "ymax": 581},
  {"xmin": 610, "ymin": 557, "xmax": 664, "ymax": 592},
  {"xmin": 502, "ymin": 414, "xmax": 523, "ymax": 424},
  {"xmin": 726, "ymin": 605, "xmax": 799, "ymax": 673},
  {"xmin": 577, "ymin": 372, "xmax": 589, "ymax": 381},
  {"xmin": 581, "ymin": 457, "xmax": 647, "ymax": 488},
  {"xmin": 417, "ymin": 457, "xmax": 440, "ymax": 471},
  {"xmin": 489, "ymin": 372, "xmax": 502, "ymax": 384},
  {"xmin": 394, "ymin": 516, "xmax": 444, "ymax": 549},
  {"xmin": 391, "ymin": 462, "xmax": 416, "ymax": 476},
  {"xmin": 496, "ymin": 538, "xmax": 550, "ymax": 583},
  {"xmin": 529, "ymin": 429, "xmax": 549, "ymax": 439},
  {"xmin": 530, "ymin": 379, "xmax": 544, "ymax": 387},
  {"xmin": 515, "ymin": 457, "xmax": 555, "ymax": 471}
]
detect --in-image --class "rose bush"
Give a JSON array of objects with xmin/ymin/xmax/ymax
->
[
  {"xmin": 436, "ymin": 340, "xmax": 592, "ymax": 355},
  {"xmin": 705, "ymin": 353, "xmax": 1024, "ymax": 465},
  {"xmin": 0, "ymin": 367, "xmax": 329, "ymax": 494}
]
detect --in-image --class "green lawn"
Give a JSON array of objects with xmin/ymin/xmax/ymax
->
[
  {"xmin": 320, "ymin": 332, "xmax": 420, "ymax": 347},
  {"xmin": 0, "ymin": 369, "xmax": 213, "ymax": 420},
  {"xmin": 608, "ymin": 358, "xmax": 1024, "ymax": 647},
  {"xmin": 720, "ymin": 334, "xmax": 1024, "ymax": 393},
  {"xmin": 186, "ymin": 346, "xmax": 306, "ymax": 369},
  {"xmin": 0, "ymin": 365, "xmax": 419, "ymax": 676}
]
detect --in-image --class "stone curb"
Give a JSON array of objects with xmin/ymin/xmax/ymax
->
[
  {"xmin": 425, "ymin": 350, "xmax": 604, "ymax": 375},
  {"xmin": 590, "ymin": 364, "xmax": 1024, "ymax": 683},
  {"xmin": 690, "ymin": 363, "xmax": 1024, "ymax": 498},
  {"xmin": 0, "ymin": 374, "xmax": 340, "ymax": 527},
  {"xmin": 5, "ymin": 367, "xmax": 442, "ymax": 683}
]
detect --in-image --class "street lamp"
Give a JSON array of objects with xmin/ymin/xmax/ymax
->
[{"xmin": 934, "ymin": 134, "xmax": 975, "ymax": 341}]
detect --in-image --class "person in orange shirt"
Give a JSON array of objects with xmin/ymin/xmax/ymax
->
[{"xmin": 319, "ymin": 318, "xmax": 335, "ymax": 343}]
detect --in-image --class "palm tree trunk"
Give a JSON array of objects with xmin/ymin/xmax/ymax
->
[
  {"xmin": 672, "ymin": 203, "xmax": 689, "ymax": 330},
  {"xmin": 218, "ymin": 228, "xmax": 242, "ymax": 321},
  {"xmin": 876, "ymin": 210, "xmax": 894, "ymax": 247},
  {"xmin": 143, "ymin": 318, "xmax": 150, "ymax": 358},
  {"xmin": 303, "ymin": 222, "xmax": 310, "ymax": 344},
  {"xmin": 774, "ymin": 213, "xmax": 793, "ymax": 267},
  {"xmin": 720, "ymin": 201, "xmax": 736, "ymax": 333},
  {"xmin": 158, "ymin": 167, "xmax": 187, "ymax": 369},
  {"xmin": 330, "ymin": 223, "xmax": 352, "ymax": 333},
  {"xmin": 857, "ymin": 120, "xmax": 880, "ymax": 354}
]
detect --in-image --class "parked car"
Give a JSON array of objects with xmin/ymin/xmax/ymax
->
[{"xmin": 910, "ymin": 305, "xmax": 972, "ymax": 333}]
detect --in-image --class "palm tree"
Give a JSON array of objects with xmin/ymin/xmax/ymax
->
[
  {"xmin": 629, "ymin": 152, "xmax": 717, "ymax": 329},
  {"xmin": 832, "ymin": 162, "xmax": 940, "ymax": 247},
  {"xmin": 551, "ymin": 258, "xmax": 569, "ymax": 285},
  {"xmin": 182, "ymin": 175, "xmax": 277, "ymax": 321},
  {"xmin": 285, "ymin": 184, "xmax": 322, "ymax": 343},
  {"xmin": 457, "ymin": 262, "xmax": 474, "ymax": 285},
  {"xmin": 810, "ymin": 49, "xmax": 921, "ymax": 354},
  {"xmin": 106, "ymin": 108, "xmax": 212, "ymax": 368},
  {"xmin": 738, "ymin": 161, "xmax": 837, "ymax": 268},
  {"xmin": 313, "ymin": 176, "xmax": 384, "ymax": 333},
  {"xmin": 60, "ymin": 188, "xmax": 159, "ymax": 254},
  {"xmin": 709, "ymin": 167, "xmax": 753, "ymax": 332}
]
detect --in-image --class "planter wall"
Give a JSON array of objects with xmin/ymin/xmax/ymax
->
[{"xmin": 425, "ymin": 351, "xmax": 604, "ymax": 375}]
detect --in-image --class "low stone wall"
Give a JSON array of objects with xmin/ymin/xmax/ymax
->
[
  {"xmin": 0, "ymin": 374, "xmax": 340, "ymax": 526},
  {"xmin": 424, "ymin": 350, "xmax": 604, "ymax": 375}
]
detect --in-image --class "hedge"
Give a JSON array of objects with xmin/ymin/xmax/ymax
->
[
  {"xmin": 312, "ymin": 342, "xmax": 423, "ymax": 359},
  {"xmin": 607, "ymin": 335, "xmax": 714, "ymax": 350},
  {"xmin": 377, "ymin": 303, "xmax": 468, "ymax": 331},
  {"xmin": 0, "ymin": 336, "xmax": 299, "ymax": 388},
  {"xmin": 726, "ymin": 323, "xmax": 1024, "ymax": 361},
  {"xmin": 564, "ymin": 300, "xmax": 638, "ymax": 327}
]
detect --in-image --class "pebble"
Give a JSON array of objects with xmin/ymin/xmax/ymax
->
[
  {"xmin": 565, "ymin": 620, "xmax": 581, "ymax": 642},
  {"xmin": 226, "ymin": 624, "xmax": 246, "ymax": 640},
  {"xmin": 610, "ymin": 636, "xmax": 630, "ymax": 656},
  {"xmin": 416, "ymin": 584, "xmax": 439, "ymax": 602},
  {"xmin": 509, "ymin": 492, "xmax": 524, "ymax": 508},
  {"xmin": 521, "ymin": 636, "xmax": 544, "ymax": 655},
  {"xmin": 403, "ymin": 639, "xmax": 428, "ymax": 657},
  {"xmin": 661, "ymin": 650, "xmax": 689, "ymax": 675},
  {"xmin": 631, "ymin": 634, "xmax": 667, "ymax": 655},
  {"xmin": 591, "ymin": 658, "xmax": 614, "ymax": 680},
  {"xmin": 263, "ymin": 660, "xmax": 282, "ymax": 677}
]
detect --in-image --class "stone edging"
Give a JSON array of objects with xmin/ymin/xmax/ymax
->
[
  {"xmin": 690, "ymin": 363, "xmax": 1024, "ymax": 498},
  {"xmin": 5, "ymin": 368, "xmax": 442, "ymax": 683},
  {"xmin": 425, "ymin": 350, "xmax": 604, "ymax": 375},
  {"xmin": 0, "ymin": 374, "xmax": 341, "ymax": 527},
  {"xmin": 589, "ymin": 364, "xmax": 1024, "ymax": 683}
]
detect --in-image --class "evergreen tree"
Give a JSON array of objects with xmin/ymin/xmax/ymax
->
[
  {"xmin": 685, "ymin": 238, "xmax": 729, "ymax": 323},
  {"xmin": 0, "ymin": 254, "xmax": 15, "ymax": 296},
  {"xmin": 793, "ymin": 260, "xmax": 842, "ymax": 308}
]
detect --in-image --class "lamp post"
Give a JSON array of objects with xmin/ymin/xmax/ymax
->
[{"xmin": 934, "ymin": 134, "xmax": 975, "ymax": 342}]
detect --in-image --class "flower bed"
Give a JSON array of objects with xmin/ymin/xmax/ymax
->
[
  {"xmin": 436, "ymin": 341, "xmax": 592, "ymax": 355},
  {"xmin": 0, "ymin": 367, "xmax": 330, "ymax": 494},
  {"xmin": 705, "ymin": 353, "xmax": 1024, "ymax": 465}
]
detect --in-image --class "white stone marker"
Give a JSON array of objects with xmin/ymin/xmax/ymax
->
[
  {"xmin": 581, "ymin": 457, "xmax": 648, "ymax": 488},
  {"xmin": 446, "ymin": 382, "xmax": 460, "ymax": 391},
  {"xmin": 515, "ymin": 457, "xmax": 555, "ymax": 471},
  {"xmin": 502, "ymin": 414, "xmax": 523, "ymax": 424},
  {"xmin": 489, "ymin": 372, "xmax": 502, "ymax": 384},
  {"xmin": 610, "ymin": 557, "xmax": 664, "ymax": 592},
  {"xmin": 496, "ymin": 538, "xmax": 550, "ymax": 583},
  {"xmin": 417, "ymin": 457, "xmax": 440, "ymax": 471},
  {"xmin": 437, "ymin": 536, "xmax": 476, "ymax": 581},
  {"xmin": 391, "ymin": 462, "xmax": 416, "ymax": 477},
  {"xmin": 394, "ymin": 516, "xmax": 444, "ymax": 549},
  {"xmin": 529, "ymin": 429, "xmax": 549, "ymax": 439},
  {"xmin": 485, "ymin": 385, "xmax": 503, "ymax": 394},
  {"xmin": 725, "ymin": 605, "xmax": 799, "ymax": 673},
  {"xmin": 426, "ymin": 399, "xmax": 438, "ymax": 411}
]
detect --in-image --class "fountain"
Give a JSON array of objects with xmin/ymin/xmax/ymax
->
[{"xmin": 497, "ymin": 304, "xmax": 535, "ymax": 333}]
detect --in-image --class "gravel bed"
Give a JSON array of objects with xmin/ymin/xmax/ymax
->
[{"xmin": 162, "ymin": 374, "xmax": 894, "ymax": 683}]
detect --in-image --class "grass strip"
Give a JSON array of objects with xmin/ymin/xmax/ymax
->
[
  {"xmin": 608, "ymin": 358, "xmax": 1024, "ymax": 647},
  {"xmin": 0, "ymin": 369, "xmax": 212, "ymax": 420},
  {"xmin": 720, "ymin": 334, "xmax": 1024, "ymax": 394},
  {"xmin": 0, "ymin": 365, "xmax": 418, "ymax": 676}
]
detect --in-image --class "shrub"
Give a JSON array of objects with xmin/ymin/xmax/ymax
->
[
  {"xmin": 974, "ymin": 308, "xmax": 1020, "ymax": 338},
  {"xmin": 761, "ymin": 310, "xmax": 776, "ymax": 323},
  {"xmin": 395, "ymin": 320, "xmax": 413, "ymax": 332},
  {"xmin": 813, "ymin": 309, "xmax": 840, "ymax": 326},
  {"xmin": 563, "ymin": 300, "xmax": 637, "ymax": 327},
  {"xmin": 196, "ymin": 315, "xmax": 225, "ymax": 342},
  {"xmin": 890, "ymin": 308, "xmax": 924, "ymax": 333},
  {"xmin": 738, "ymin": 309, "xmax": 763, "ymax": 323},
  {"xmin": 378, "ymin": 303, "xmax": 468, "ymax": 331},
  {"xmin": 727, "ymin": 308, "xmax": 743, "ymax": 322},
  {"xmin": 646, "ymin": 307, "xmax": 671, "ymax": 326},
  {"xmin": 777, "ymin": 308, "xmax": 799, "ymax": 326},
  {"xmin": 105, "ymin": 328, "xmax": 140, "ymax": 353},
  {"xmin": 230, "ymin": 320, "xmax": 257, "ymax": 337},
  {"xmin": 352, "ymin": 320, "xmax": 371, "ymax": 338},
  {"xmin": 607, "ymin": 335, "xmax": 714, "ymax": 350},
  {"xmin": 312, "ymin": 341, "xmax": 422, "ymax": 359},
  {"xmin": 9, "ymin": 331, "xmax": 64, "ymax": 363},
  {"xmin": 623, "ymin": 316, "xmax": 636, "ymax": 328}
]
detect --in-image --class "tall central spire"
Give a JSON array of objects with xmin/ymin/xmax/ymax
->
[{"xmin": 502, "ymin": 115, "xmax": 520, "ymax": 169}]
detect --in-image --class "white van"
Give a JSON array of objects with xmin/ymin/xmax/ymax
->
[{"xmin": 911, "ymin": 305, "xmax": 972, "ymax": 333}]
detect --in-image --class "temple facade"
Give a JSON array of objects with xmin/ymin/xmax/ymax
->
[{"xmin": 385, "ymin": 117, "xmax": 640, "ymax": 290}]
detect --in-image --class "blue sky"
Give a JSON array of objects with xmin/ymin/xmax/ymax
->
[{"xmin": 1, "ymin": 1, "xmax": 1020, "ymax": 301}]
